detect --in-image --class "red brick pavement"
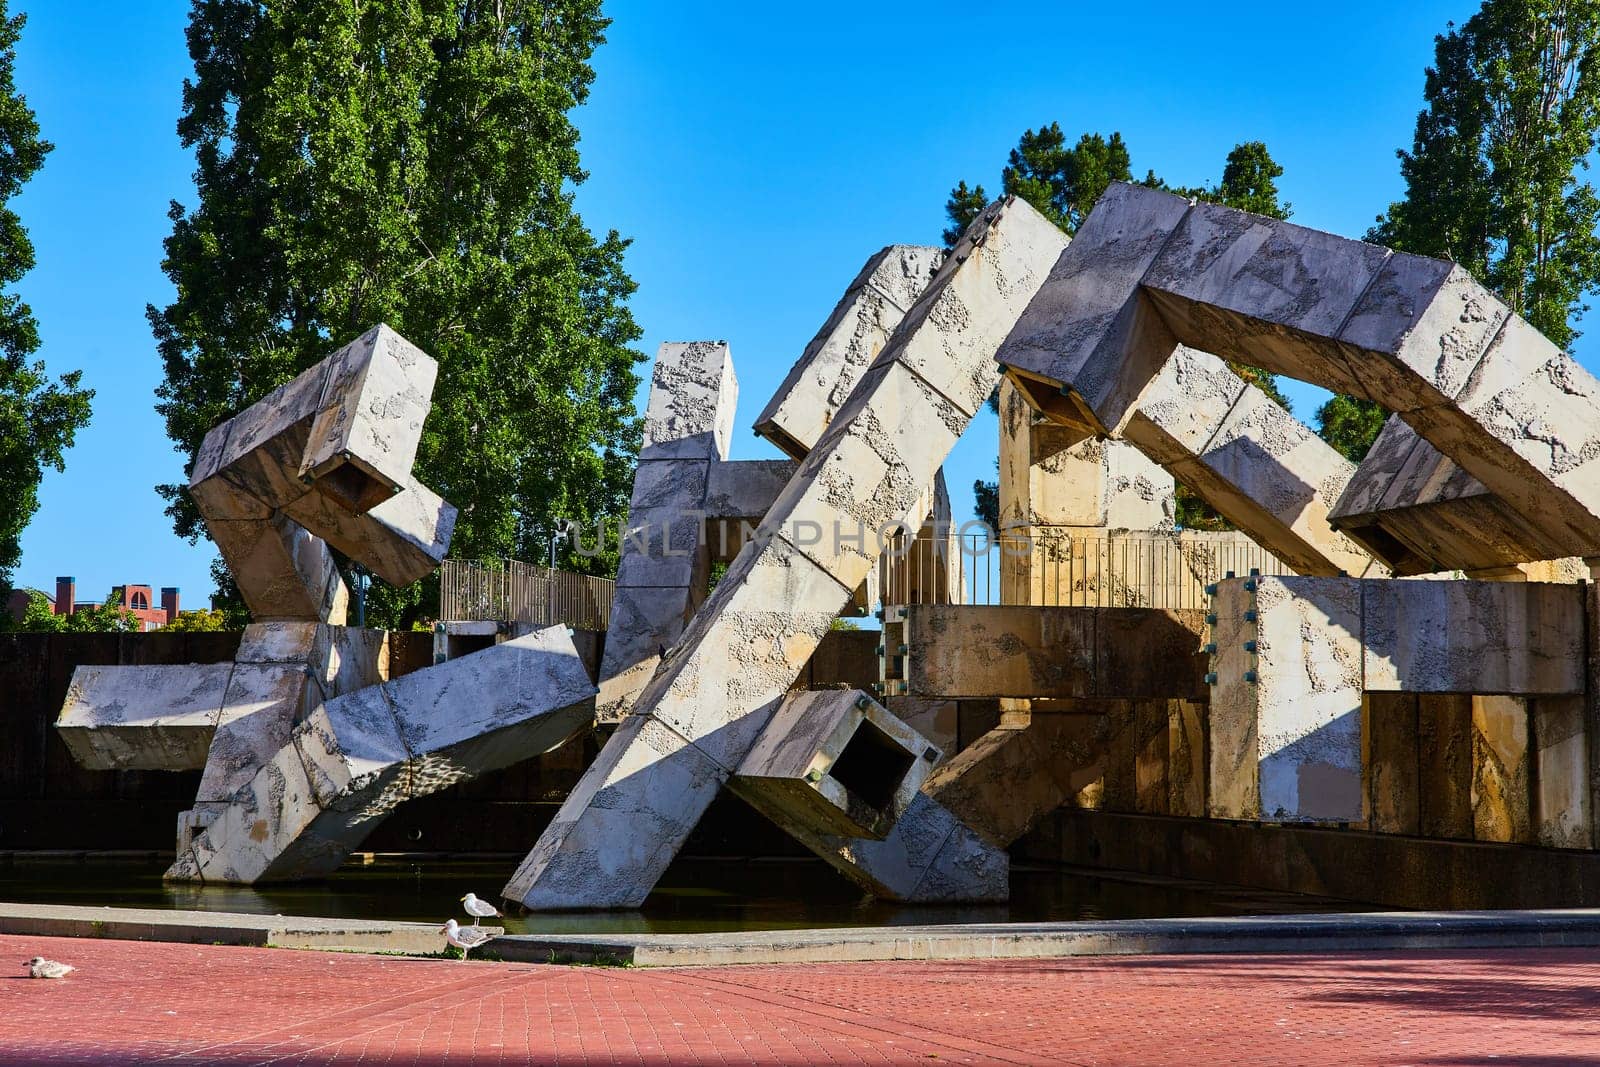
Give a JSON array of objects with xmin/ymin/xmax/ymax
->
[{"xmin": 4, "ymin": 933, "xmax": 1600, "ymax": 1065}]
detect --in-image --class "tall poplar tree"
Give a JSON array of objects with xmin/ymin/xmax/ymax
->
[
  {"xmin": 151, "ymin": 0, "xmax": 642, "ymax": 623},
  {"xmin": 0, "ymin": 3, "xmax": 92, "ymax": 594},
  {"xmin": 1323, "ymin": 0, "xmax": 1600, "ymax": 460}
]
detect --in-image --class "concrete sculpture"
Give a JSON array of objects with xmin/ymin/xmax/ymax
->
[
  {"xmin": 504, "ymin": 197, "xmax": 1070, "ymax": 908},
  {"xmin": 55, "ymin": 328, "xmax": 605, "ymax": 885}
]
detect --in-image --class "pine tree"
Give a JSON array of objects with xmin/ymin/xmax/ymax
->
[
  {"xmin": 151, "ymin": 0, "xmax": 643, "ymax": 625},
  {"xmin": 0, "ymin": 3, "xmax": 92, "ymax": 594}
]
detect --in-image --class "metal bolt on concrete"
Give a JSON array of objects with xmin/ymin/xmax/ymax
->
[{"xmin": 6, "ymin": 934, "xmax": 1600, "ymax": 1065}]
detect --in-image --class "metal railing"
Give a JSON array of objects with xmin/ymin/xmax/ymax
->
[
  {"xmin": 881, "ymin": 530, "xmax": 1287, "ymax": 611},
  {"xmin": 439, "ymin": 559, "xmax": 614, "ymax": 631}
]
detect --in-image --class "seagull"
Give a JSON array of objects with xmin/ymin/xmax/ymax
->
[
  {"xmin": 24, "ymin": 957, "xmax": 74, "ymax": 979},
  {"xmin": 460, "ymin": 892, "xmax": 502, "ymax": 927},
  {"xmin": 440, "ymin": 919, "xmax": 495, "ymax": 961}
]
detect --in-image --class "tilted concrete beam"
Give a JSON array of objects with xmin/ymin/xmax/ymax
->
[
  {"xmin": 596, "ymin": 341, "xmax": 738, "ymax": 724},
  {"xmin": 1330, "ymin": 415, "xmax": 1575, "ymax": 575},
  {"xmin": 755, "ymin": 245, "xmax": 944, "ymax": 459},
  {"xmin": 168, "ymin": 626, "xmax": 594, "ymax": 884},
  {"xmin": 997, "ymin": 180, "xmax": 1600, "ymax": 563},
  {"xmin": 504, "ymin": 197, "xmax": 1069, "ymax": 910}
]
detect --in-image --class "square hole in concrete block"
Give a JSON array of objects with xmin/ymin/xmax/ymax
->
[{"xmin": 829, "ymin": 717, "xmax": 915, "ymax": 812}]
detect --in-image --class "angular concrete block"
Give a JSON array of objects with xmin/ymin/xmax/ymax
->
[
  {"xmin": 1362, "ymin": 580, "xmax": 1584, "ymax": 695},
  {"xmin": 280, "ymin": 473, "xmax": 456, "ymax": 587},
  {"xmin": 205, "ymin": 510, "xmax": 349, "ymax": 623},
  {"xmin": 756, "ymin": 245, "xmax": 944, "ymax": 459},
  {"xmin": 640, "ymin": 341, "xmax": 738, "ymax": 461},
  {"xmin": 299, "ymin": 325, "xmax": 437, "ymax": 512},
  {"xmin": 704, "ymin": 459, "xmax": 798, "ymax": 523},
  {"xmin": 56, "ymin": 664, "xmax": 234, "ymax": 771},
  {"xmin": 995, "ymin": 181, "xmax": 1188, "ymax": 433},
  {"xmin": 1209, "ymin": 576, "xmax": 1363, "ymax": 823},
  {"xmin": 177, "ymin": 627, "xmax": 595, "ymax": 884},
  {"xmin": 594, "ymin": 584, "xmax": 695, "ymax": 724},
  {"xmin": 733, "ymin": 690, "xmax": 941, "ymax": 840},
  {"xmin": 1472, "ymin": 695, "xmax": 1531, "ymax": 844},
  {"xmin": 1532, "ymin": 695, "xmax": 1591, "ymax": 849},
  {"xmin": 193, "ymin": 664, "xmax": 313, "ymax": 806}
]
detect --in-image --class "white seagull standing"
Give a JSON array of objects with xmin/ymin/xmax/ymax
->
[
  {"xmin": 440, "ymin": 919, "xmax": 495, "ymax": 962},
  {"xmin": 460, "ymin": 892, "xmax": 502, "ymax": 927},
  {"xmin": 24, "ymin": 957, "xmax": 75, "ymax": 979}
]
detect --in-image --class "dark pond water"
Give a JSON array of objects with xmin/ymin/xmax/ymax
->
[{"xmin": 0, "ymin": 854, "xmax": 1366, "ymax": 935}]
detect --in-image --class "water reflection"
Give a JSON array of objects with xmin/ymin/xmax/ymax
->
[{"xmin": 0, "ymin": 855, "xmax": 1365, "ymax": 934}]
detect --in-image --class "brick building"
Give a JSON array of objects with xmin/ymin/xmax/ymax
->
[{"xmin": 12, "ymin": 577, "xmax": 183, "ymax": 631}]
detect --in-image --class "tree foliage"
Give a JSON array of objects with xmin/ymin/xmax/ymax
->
[
  {"xmin": 0, "ymin": 4, "xmax": 92, "ymax": 594},
  {"xmin": 3, "ymin": 590, "xmax": 142, "ymax": 633},
  {"xmin": 1328, "ymin": 0, "xmax": 1600, "ymax": 460},
  {"xmin": 151, "ymin": 0, "xmax": 643, "ymax": 626},
  {"xmin": 161, "ymin": 607, "xmax": 230, "ymax": 632},
  {"xmin": 949, "ymin": 132, "xmax": 1291, "ymax": 527}
]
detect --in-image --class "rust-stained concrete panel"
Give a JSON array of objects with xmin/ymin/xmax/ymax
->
[{"xmin": 903, "ymin": 605, "xmax": 1206, "ymax": 700}]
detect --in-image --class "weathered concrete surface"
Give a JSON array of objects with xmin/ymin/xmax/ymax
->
[
  {"xmin": 170, "ymin": 626, "xmax": 594, "ymax": 884},
  {"xmin": 55, "ymin": 663, "xmax": 235, "ymax": 771},
  {"xmin": 1532, "ymin": 695, "xmax": 1591, "ymax": 849},
  {"xmin": 998, "ymin": 180, "xmax": 1600, "ymax": 562},
  {"xmin": 903, "ymin": 605, "xmax": 1206, "ymax": 700},
  {"xmin": 1330, "ymin": 416, "xmax": 1572, "ymax": 575},
  {"xmin": 190, "ymin": 325, "xmax": 456, "ymax": 598},
  {"xmin": 1210, "ymin": 577, "xmax": 1364, "ymax": 823},
  {"xmin": 1418, "ymin": 694, "xmax": 1474, "ymax": 840},
  {"xmin": 1361, "ymin": 580, "xmax": 1583, "ymax": 695},
  {"xmin": 755, "ymin": 245, "xmax": 944, "ymax": 459},
  {"xmin": 1168, "ymin": 699, "xmax": 1208, "ymax": 817},
  {"xmin": 505, "ymin": 197, "xmax": 1068, "ymax": 910},
  {"xmin": 732, "ymin": 690, "xmax": 940, "ymax": 841},
  {"xmin": 1121, "ymin": 346, "xmax": 1376, "ymax": 578},
  {"xmin": 596, "ymin": 341, "xmax": 738, "ymax": 724},
  {"xmin": 1363, "ymin": 692, "xmax": 1420, "ymax": 835}
]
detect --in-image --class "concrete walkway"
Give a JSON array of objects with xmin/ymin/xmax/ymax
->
[
  {"xmin": 6, "ymin": 932, "xmax": 1600, "ymax": 1065},
  {"xmin": 9, "ymin": 901, "xmax": 1600, "ymax": 964}
]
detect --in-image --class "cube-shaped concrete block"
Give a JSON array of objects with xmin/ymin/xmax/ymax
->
[
  {"xmin": 56, "ymin": 663, "xmax": 234, "ymax": 771},
  {"xmin": 890, "ymin": 198, "xmax": 1069, "ymax": 419},
  {"xmin": 640, "ymin": 341, "xmax": 738, "ymax": 461},
  {"xmin": 755, "ymin": 245, "xmax": 944, "ymax": 459},
  {"xmin": 299, "ymin": 324, "xmax": 437, "ymax": 512},
  {"xmin": 704, "ymin": 458, "xmax": 797, "ymax": 522},
  {"xmin": 501, "ymin": 710, "xmax": 730, "ymax": 909},
  {"xmin": 734, "ymin": 690, "xmax": 941, "ymax": 840},
  {"xmin": 195, "ymin": 359, "xmax": 330, "ymax": 507},
  {"xmin": 1121, "ymin": 345, "xmax": 1246, "ymax": 466}
]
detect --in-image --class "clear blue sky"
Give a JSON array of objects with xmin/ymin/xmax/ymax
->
[{"xmin": 12, "ymin": 0, "xmax": 1503, "ymax": 603}]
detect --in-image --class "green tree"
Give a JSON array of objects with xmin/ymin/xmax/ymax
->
[
  {"xmin": 7, "ymin": 591, "xmax": 142, "ymax": 633},
  {"xmin": 0, "ymin": 5, "xmax": 92, "ymax": 596},
  {"xmin": 161, "ymin": 607, "xmax": 230, "ymax": 632},
  {"xmin": 1326, "ymin": 0, "xmax": 1600, "ymax": 460},
  {"xmin": 151, "ymin": 0, "xmax": 643, "ymax": 626}
]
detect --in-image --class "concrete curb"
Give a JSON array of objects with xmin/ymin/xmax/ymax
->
[
  {"xmin": 9, "ymin": 902, "xmax": 1600, "ymax": 966},
  {"xmin": 494, "ymin": 909, "xmax": 1600, "ymax": 966},
  {"xmin": 0, "ymin": 903, "xmax": 443, "ymax": 954}
]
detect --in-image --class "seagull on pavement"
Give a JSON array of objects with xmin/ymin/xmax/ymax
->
[
  {"xmin": 441, "ymin": 919, "xmax": 495, "ymax": 961},
  {"xmin": 24, "ymin": 957, "xmax": 75, "ymax": 979},
  {"xmin": 460, "ymin": 892, "xmax": 503, "ymax": 927}
]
